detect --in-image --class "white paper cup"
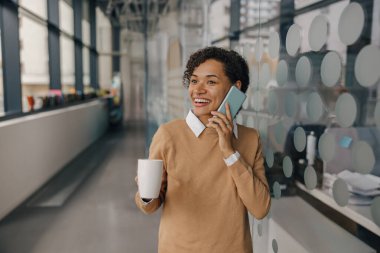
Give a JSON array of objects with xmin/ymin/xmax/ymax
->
[{"xmin": 137, "ymin": 159, "xmax": 163, "ymax": 199}]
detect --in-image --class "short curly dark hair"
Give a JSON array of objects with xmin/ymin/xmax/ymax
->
[{"xmin": 183, "ymin": 46, "xmax": 250, "ymax": 93}]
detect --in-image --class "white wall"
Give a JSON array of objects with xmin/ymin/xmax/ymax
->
[{"xmin": 0, "ymin": 100, "xmax": 108, "ymax": 221}]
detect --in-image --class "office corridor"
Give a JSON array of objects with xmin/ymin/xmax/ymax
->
[{"xmin": 0, "ymin": 123, "xmax": 160, "ymax": 253}]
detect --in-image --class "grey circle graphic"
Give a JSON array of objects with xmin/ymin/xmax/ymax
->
[
  {"xmin": 274, "ymin": 122, "xmax": 285, "ymax": 145},
  {"xmin": 258, "ymin": 223, "xmax": 263, "ymax": 237},
  {"xmin": 246, "ymin": 116, "xmax": 254, "ymax": 128},
  {"xmin": 266, "ymin": 149, "xmax": 274, "ymax": 168},
  {"xmin": 294, "ymin": 127, "xmax": 306, "ymax": 152},
  {"xmin": 276, "ymin": 60, "xmax": 289, "ymax": 86},
  {"xmin": 354, "ymin": 45, "xmax": 380, "ymax": 88},
  {"xmin": 338, "ymin": 2, "xmax": 365, "ymax": 45},
  {"xmin": 371, "ymin": 197, "xmax": 380, "ymax": 227},
  {"xmin": 296, "ymin": 56, "xmax": 312, "ymax": 87},
  {"xmin": 268, "ymin": 90, "xmax": 278, "ymax": 115},
  {"xmin": 285, "ymin": 92, "xmax": 298, "ymax": 118},
  {"xmin": 335, "ymin": 93, "xmax": 357, "ymax": 127},
  {"xmin": 286, "ymin": 24, "xmax": 301, "ymax": 56},
  {"xmin": 307, "ymin": 92, "xmax": 324, "ymax": 122},
  {"xmin": 272, "ymin": 239, "xmax": 278, "ymax": 253},
  {"xmin": 352, "ymin": 141, "xmax": 375, "ymax": 174},
  {"xmin": 283, "ymin": 156, "xmax": 293, "ymax": 178},
  {"xmin": 309, "ymin": 15, "xmax": 328, "ymax": 51},
  {"xmin": 305, "ymin": 165, "xmax": 318, "ymax": 190},
  {"xmin": 318, "ymin": 132, "xmax": 336, "ymax": 162},
  {"xmin": 269, "ymin": 31, "xmax": 280, "ymax": 59},
  {"xmin": 273, "ymin": 181, "xmax": 281, "ymax": 199},
  {"xmin": 321, "ymin": 51, "xmax": 342, "ymax": 87},
  {"xmin": 259, "ymin": 63, "xmax": 271, "ymax": 88},
  {"xmin": 375, "ymin": 102, "xmax": 380, "ymax": 129},
  {"xmin": 332, "ymin": 178, "xmax": 349, "ymax": 207}
]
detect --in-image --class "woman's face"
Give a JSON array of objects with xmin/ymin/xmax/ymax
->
[{"xmin": 188, "ymin": 59, "xmax": 232, "ymax": 122}]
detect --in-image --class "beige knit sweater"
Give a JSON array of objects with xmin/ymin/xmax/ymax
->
[{"xmin": 135, "ymin": 119, "xmax": 271, "ymax": 253}]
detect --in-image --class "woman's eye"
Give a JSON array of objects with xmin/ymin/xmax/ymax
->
[
  {"xmin": 207, "ymin": 80, "xmax": 216, "ymax": 85},
  {"xmin": 190, "ymin": 79, "xmax": 198, "ymax": 84}
]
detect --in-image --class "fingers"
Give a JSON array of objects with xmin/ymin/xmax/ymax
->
[
  {"xmin": 225, "ymin": 102, "xmax": 232, "ymax": 122},
  {"xmin": 211, "ymin": 111, "xmax": 232, "ymax": 128},
  {"xmin": 207, "ymin": 116, "xmax": 232, "ymax": 133}
]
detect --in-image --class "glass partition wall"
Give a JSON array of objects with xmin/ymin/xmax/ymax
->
[{"xmin": 230, "ymin": 0, "xmax": 380, "ymax": 251}]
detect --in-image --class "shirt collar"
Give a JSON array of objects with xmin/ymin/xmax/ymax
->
[{"xmin": 186, "ymin": 110, "xmax": 238, "ymax": 138}]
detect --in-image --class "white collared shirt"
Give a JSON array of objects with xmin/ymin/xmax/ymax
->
[{"xmin": 185, "ymin": 110, "xmax": 238, "ymax": 138}]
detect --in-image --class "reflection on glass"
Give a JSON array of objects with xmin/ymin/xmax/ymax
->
[
  {"xmin": 19, "ymin": 13, "xmax": 49, "ymax": 112},
  {"xmin": 335, "ymin": 93, "xmax": 357, "ymax": 127},
  {"xmin": 309, "ymin": 15, "xmax": 328, "ymax": 51},
  {"xmin": 352, "ymin": 141, "xmax": 375, "ymax": 174},
  {"xmin": 286, "ymin": 24, "xmax": 301, "ymax": 56},
  {"xmin": 259, "ymin": 63, "xmax": 271, "ymax": 88},
  {"xmin": 354, "ymin": 45, "xmax": 380, "ymax": 88},
  {"xmin": 338, "ymin": 2, "xmax": 365, "ymax": 45},
  {"xmin": 332, "ymin": 178, "xmax": 349, "ymax": 207},
  {"xmin": 321, "ymin": 51, "xmax": 342, "ymax": 87}
]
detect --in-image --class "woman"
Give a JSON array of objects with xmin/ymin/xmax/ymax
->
[{"xmin": 135, "ymin": 46, "xmax": 271, "ymax": 253}]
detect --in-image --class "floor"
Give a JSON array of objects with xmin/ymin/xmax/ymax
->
[{"xmin": 0, "ymin": 122, "xmax": 161, "ymax": 253}]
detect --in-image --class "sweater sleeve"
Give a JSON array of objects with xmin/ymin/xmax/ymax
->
[
  {"xmin": 135, "ymin": 126, "xmax": 170, "ymax": 214},
  {"xmin": 228, "ymin": 131, "xmax": 271, "ymax": 219}
]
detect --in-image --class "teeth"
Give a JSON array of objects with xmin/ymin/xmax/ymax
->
[{"xmin": 194, "ymin": 98, "xmax": 210, "ymax": 103}]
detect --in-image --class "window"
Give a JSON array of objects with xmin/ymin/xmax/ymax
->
[
  {"xmin": 18, "ymin": 0, "xmax": 47, "ymax": 19},
  {"xmin": 59, "ymin": 0, "xmax": 74, "ymax": 36},
  {"xmin": 60, "ymin": 34, "xmax": 75, "ymax": 93},
  {"xmin": 96, "ymin": 7, "xmax": 112, "ymax": 88},
  {"xmin": 0, "ymin": 29, "xmax": 3, "ymax": 115},
  {"xmin": 19, "ymin": 10, "xmax": 49, "ymax": 112},
  {"xmin": 82, "ymin": 0, "xmax": 90, "ymax": 46},
  {"xmin": 83, "ymin": 46, "xmax": 90, "ymax": 86}
]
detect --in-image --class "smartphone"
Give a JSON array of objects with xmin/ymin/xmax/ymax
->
[{"xmin": 217, "ymin": 85, "xmax": 247, "ymax": 119}]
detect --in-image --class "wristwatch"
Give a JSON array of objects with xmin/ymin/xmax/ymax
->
[{"xmin": 224, "ymin": 151, "xmax": 240, "ymax": 166}]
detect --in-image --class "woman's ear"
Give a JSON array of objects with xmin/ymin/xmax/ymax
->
[{"xmin": 235, "ymin": 81, "xmax": 242, "ymax": 90}]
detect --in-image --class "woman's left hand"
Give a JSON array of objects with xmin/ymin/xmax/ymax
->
[{"xmin": 206, "ymin": 103, "xmax": 235, "ymax": 158}]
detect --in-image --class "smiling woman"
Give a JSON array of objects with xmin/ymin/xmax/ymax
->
[{"xmin": 135, "ymin": 46, "xmax": 271, "ymax": 253}]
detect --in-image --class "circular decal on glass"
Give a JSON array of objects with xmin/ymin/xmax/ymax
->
[
  {"xmin": 283, "ymin": 156, "xmax": 293, "ymax": 178},
  {"xmin": 335, "ymin": 93, "xmax": 357, "ymax": 127},
  {"xmin": 286, "ymin": 24, "xmax": 301, "ymax": 56},
  {"xmin": 273, "ymin": 181, "xmax": 281, "ymax": 199},
  {"xmin": 352, "ymin": 141, "xmax": 375, "ymax": 174},
  {"xmin": 268, "ymin": 90, "xmax": 278, "ymax": 115},
  {"xmin": 332, "ymin": 178, "xmax": 349, "ymax": 207},
  {"xmin": 294, "ymin": 127, "xmax": 306, "ymax": 152},
  {"xmin": 276, "ymin": 60, "xmax": 289, "ymax": 86},
  {"xmin": 318, "ymin": 132, "xmax": 336, "ymax": 162},
  {"xmin": 269, "ymin": 31, "xmax": 280, "ymax": 59},
  {"xmin": 304, "ymin": 165, "xmax": 317, "ymax": 190},
  {"xmin": 307, "ymin": 92, "xmax": 324, "ymax": 122},
  {"xmin": 309, "ymin": 15, "xmax": 328, "ymax": 51},
  {"xmin": 285, "ymin": 91, "xmax": 298, "ymax": 118},
  {"xmin": 296, "ymin": 56, "xmax": 312, "ymax": 87},
  {"xmin": 338, "ymin": 2, "xmax": 365, "ymax": 45},
  {"xmin": 354, "ymin": 45, "xmax": 380, "ymax": 88},
  {"xmin": 266, "ymin": 149, "xmax": 274, "ymax": 168},
  {"xmin": 321, "ymin": 51, "xmax": 342, "ymax": 87}
]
